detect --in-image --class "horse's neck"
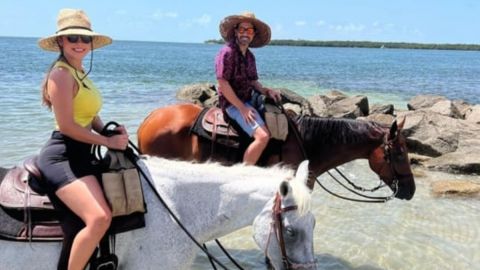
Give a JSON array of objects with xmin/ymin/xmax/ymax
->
[
  {"xmin": 143, "ymin": 157, "xmax": 286, "ymax": 242},
  {"xmin": 296, "ymin": 117, "xmax": 386, "ymax": 174}
]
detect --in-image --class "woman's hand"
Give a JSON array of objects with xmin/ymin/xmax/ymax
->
[
  {"xmin": 106, "ymin": 125, "xmax": 129, "ymax": 150},
  {"xmin": 106, "ymin": 133, "xmax": 129, "ymax": 150},
  {"xmin": 114, "ymin": 125, "xmax": 128, "ymax": 135}
]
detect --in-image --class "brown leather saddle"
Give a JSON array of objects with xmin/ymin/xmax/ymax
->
[
  {"xmin": 197, "ymin": 107, "xmax": 241, "ymax": 148},
  {"xmin": 0, "ymin": 156, "xmax": 62, "ymax": 241},
  {"xmin": 201, "ymin": 107, "xmax": 238, "ymax": 138},
  {"xmin": 0, "ymin": 156, "xmax": 146, "ymax": 242}
]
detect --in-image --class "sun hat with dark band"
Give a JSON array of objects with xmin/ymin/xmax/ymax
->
[
  {"xmin": 38, "ymin": 9, "xmax": 112, "ymax": 52},
  {"xmin": 219, "ymin": 12, "xmax": 271, "ymax": 48}
]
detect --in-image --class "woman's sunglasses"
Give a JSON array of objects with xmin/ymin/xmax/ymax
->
[{"xmin": 66, "ymin": 35, "xmax": 93, "ymax": 44}]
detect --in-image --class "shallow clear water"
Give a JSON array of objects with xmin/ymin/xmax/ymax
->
[
  {"xmin": 193, "ymin": 161, "xmax": 479, "ymax": 270},
  {"xmin": 0, "ymin": 37, "xmax": 478, "ymax": 269}
]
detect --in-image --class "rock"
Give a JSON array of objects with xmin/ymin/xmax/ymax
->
[
  {"xmin": 453, "ymin": 99, "xmax": 472, "ymax": 119},
  {"xmin": 399, "ymin": 110, "xmax": 461, "ymax": 156},
  {"xmin": 309, "ymin": 95, "xmax": 329, "ymax": 117},
  {"xmin": 328, "ymin": 95, "xmax": 369, "ymax": 118},
  {"xmin": 407, "ymin": 95, "xmax": 447, "ymax": 110},
  {"xmin": 176, "ymin": 82, "xmax": 217, "ymax": 106},
  {"xmin": 283, "ymin": 103, "xmax": 302, "ymax": 115},
  {"xmin": 431, "ymin": 180, "xmax": 480, "ymax": 197},
  {"xmin": 408, "ymin": 153, "xmax": 432, "ymax": 165},
  {"xmin": 360, "ymin": 113, "xmax": 394, "ymax": 126},
  {"xmin": 427, "ymin": 100, "xmax": 462, "ymax": 119},
  {"xmin": 276, "ymin": 88, "xmax": 313, "ymax": 115},
  {"xmin": 465, "ymin": 105, "xmax": 480, "ymax": 124},
  {"xmin": 324, "ymin": 90, "xmax": 348, "ymax": 103},
  {"xmin": 370, "ymin": 104, "xmax": 394, "ymax": 115}
]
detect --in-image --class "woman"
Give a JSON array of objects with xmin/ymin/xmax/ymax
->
[{"xmin": 37, "ymin": 9, "xmax": 128, "ymax": 270}]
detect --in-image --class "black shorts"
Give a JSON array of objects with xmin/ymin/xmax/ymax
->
[{"xmin": 37, "ymin": 131, "xmax": 102, "ymax": 194}]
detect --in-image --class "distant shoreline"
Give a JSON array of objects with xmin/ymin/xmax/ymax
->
[{"xmin": 205, "ymin": 39, "xmax": 480, "ymax": 51}]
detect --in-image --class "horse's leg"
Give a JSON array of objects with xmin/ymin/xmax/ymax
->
[{"xmin": 137, "ymin": 104, "xmax": 202, "ymax": 160}]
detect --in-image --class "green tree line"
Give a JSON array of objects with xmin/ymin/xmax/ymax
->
[{"xmin": 204, "ymin": 39, "xmax": 480, "ymax": 51}]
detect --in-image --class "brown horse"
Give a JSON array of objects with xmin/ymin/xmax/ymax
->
[{"xmin": 137, "ymin": 103, "xmax": 415, "ymax": 200}]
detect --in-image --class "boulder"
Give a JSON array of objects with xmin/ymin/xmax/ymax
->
[
  {"xmin": 370, "ymin": 103, "xmax": 394, "ymax": 115},
  {"xmin": 176, "ymin": 82, "xmax": 217, "ymax": 106},
  {"xmin": 431, "ymin": 180, "xmax": 480, "ymax": 197},
  {"xmin": 427, "ymin": 100, "xmax": 462, "ymax": 119},
  {"xmin": 328, "ymin": 95, "xmax": 369, "ymax": 118},
  {"xmin": 453, "ymin": 100, "xmax": 472, "ymax": 119},
  {"xmin": 359, "ymin": 113, "xmax": 395, "ymax": 126},
  {"xmin": 397, "ymin": 110, "xmax": 461, "ymax": 156},
  {"xmin": 407, "ymin": 95, "xmax": 447, "ymax": 110},
  {"xmin": 465, "ymin": 105, "xmax": 480, "ymax": 124}
]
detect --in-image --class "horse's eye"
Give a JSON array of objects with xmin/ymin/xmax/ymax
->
[{"xmin": 285, "ymin": 227, "xmax": 296, "ymax": 238}]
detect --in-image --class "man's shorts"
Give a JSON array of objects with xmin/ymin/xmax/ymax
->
[{"xmin": 226, "ymin": 102, "xmax": 265, "ymax": 137}]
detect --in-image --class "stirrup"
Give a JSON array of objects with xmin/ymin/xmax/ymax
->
[{"xmin": 90, "ymin": 253, "xmax": 118, "ymax": 270}]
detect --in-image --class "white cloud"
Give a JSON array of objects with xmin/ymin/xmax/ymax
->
[
  {"xmin": 329, "ymin": 23, "xmax": 365, "ymax": 33},
  {"xmin": 316, "ymin": 20, "xmax": 326, "ymax": 27},
  {"xmin": 194, "ymin": 14, "xmax": 211, "ymax": 26},
  {"xmin": 295, "ymin": 21, "xmax": 307, "ymax": 26},
  {"xmin": 152, "ymin": 10, "xmax": 178, "ymax": 20}
]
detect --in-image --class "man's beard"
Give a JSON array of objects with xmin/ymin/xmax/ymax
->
[{"xmin": 237, "ymin": 36, "xmax": 252, "ymax": 46}]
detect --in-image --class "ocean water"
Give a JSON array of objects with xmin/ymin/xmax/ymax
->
[{"xmin": 0, "ymin": 37, "xmax": 479, "ymax": 269}]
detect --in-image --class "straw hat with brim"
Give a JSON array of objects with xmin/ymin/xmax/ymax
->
[
  {"xmin": 38, "ymin": 9, "xmax": 112, "ymax": 52},
  {"xmin": 219, "ymin": 12, "xmax": 271, "ymax": 48}
]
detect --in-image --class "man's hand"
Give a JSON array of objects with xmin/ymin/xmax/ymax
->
[
  {"xmin": 239, "ymin": 106, "xmax": 256, "ymax": 124},
  {"xmin": 265, "ymin": 88, "xmax": 282, "ymax": 103}
]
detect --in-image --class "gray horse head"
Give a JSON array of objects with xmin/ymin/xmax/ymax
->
[{"xmin": 253, "ymin": 160, "xmax": 316, "ymax": 270}]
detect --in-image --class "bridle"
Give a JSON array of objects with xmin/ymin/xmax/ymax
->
[
  {"xmin": 265, "ymin": 193, "xmax": 317, "ymax": 270},
  {"xmin": 315, "ymin": 133, "xmax": 412, "ymax": 203}
]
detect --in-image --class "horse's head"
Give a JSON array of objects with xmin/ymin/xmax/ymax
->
[
  {"xmin": 253, "ymin": 160, "xmax": 316, "ymax": 270},
  {"xmin": 368, "ymin": 118, "xmax": 416, "ymax": 200}
]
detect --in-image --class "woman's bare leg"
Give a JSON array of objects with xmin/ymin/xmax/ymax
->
[{"xmin": 56, "ymin": 175, "xmax": 112, "ymax": 270}]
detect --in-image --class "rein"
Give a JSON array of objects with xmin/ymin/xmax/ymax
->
[
  {"xmin": 99, "ymin": 122, "xmax": 236, "ymax": 270},
  {"xmin": 282, "ymin": 109, "xmax": 399, "ymax": 203}
]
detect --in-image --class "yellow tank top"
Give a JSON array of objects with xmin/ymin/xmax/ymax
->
[{"xmin": 52, "ymin": 61, "xmax": 103, "ymax": 128}]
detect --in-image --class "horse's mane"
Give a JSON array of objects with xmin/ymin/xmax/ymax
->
[
  {"xmin": 143, "ymin": 156, "xmax": 295, "ymax": 184},
  {"xmin": 288, "ymin": 176, "xmax": 311, "ymax": 216},
  {"xmin": 296, "ymin": 115, "xmax": 387, "ymax": 147}
]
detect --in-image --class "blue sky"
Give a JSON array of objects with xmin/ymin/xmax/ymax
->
[{"xmin": 1, "ymin": 0, "xmax": 478, "ymax": 44}]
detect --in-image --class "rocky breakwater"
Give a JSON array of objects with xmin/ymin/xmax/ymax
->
[{"xmin": 176, "ymin": 83, "xmax": 480, "ymax": 197}]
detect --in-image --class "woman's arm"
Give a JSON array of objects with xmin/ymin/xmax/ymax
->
[{"xmin": 47, "ymin": 68, "xmax": 128, "ymax": 150}]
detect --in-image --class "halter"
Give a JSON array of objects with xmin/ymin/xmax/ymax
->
[{"xmin": 265, "ymin": 193, "xmax": 317, "ymax": 270}]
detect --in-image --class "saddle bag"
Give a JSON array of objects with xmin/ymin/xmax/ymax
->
[
  {"xmin": 264, "ymin": 104, "xmax": 289, "ymax": 141},
  {"xmin": 102, "ymin": 150, "xmax": 146, "ymax": 217}
]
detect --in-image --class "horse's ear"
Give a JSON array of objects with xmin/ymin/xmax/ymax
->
[
  {"xmin": 295, "ymin": 160, "xmax": 310, "ymax": 184},
  {"xmin": 389, "ymin": 120, "xmax": 398, "ymax": 140},
  {"xmin": 279, "ymin": 181, "xmax": 290, "ymax": 197}
]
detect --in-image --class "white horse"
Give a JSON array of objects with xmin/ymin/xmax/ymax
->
[{"xmin": 0, "ymin": 157, "xmax": 316, "ymax": 270}]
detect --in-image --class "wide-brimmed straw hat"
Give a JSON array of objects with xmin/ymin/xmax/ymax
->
[
  {"xmin": 219, "ymin": 12, "xmax": 271, "ymax": 48},
  {"xmin": 38, "ymin": 9, "xmax": 112, "ymax": 52}
]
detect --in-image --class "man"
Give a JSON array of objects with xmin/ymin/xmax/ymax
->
[{"xmin": 215, "ymin": 12, "xmax": 282, "ymax": 165}]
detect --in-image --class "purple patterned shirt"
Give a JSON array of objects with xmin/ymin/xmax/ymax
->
[{"xmin": 215, "ymin": 41, "xmax": 258, "ymax": 110}]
